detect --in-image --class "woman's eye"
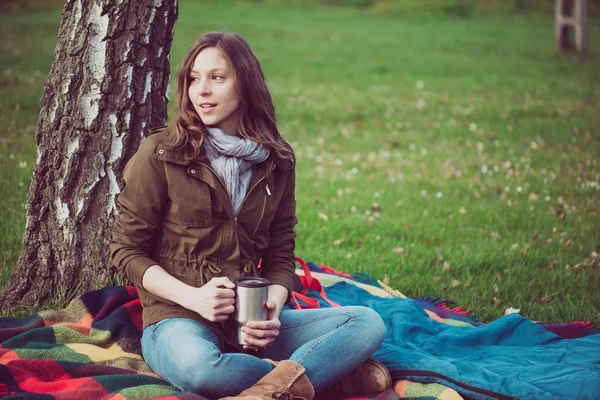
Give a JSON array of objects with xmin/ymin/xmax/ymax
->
[
  {"xmin": 190, "ymin": 76, "xmax": 199, "ymax": 82},
  {"xmin": 213, "ymin": 75, "xmax": 224, "ymax": 80}
]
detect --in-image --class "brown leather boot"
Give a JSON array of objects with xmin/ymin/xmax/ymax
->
[
  {"xmin": 320, "ymin": 358, "xmax": 391, "ymax": 395},
  {"xmin": 220, "ymin": 360, "xmax": 314, "ymax": 400}
]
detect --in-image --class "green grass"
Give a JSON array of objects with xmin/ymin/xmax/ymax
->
[{"xmin": 1, "ymin": 0, "xmax": 599, "ymax": 325}]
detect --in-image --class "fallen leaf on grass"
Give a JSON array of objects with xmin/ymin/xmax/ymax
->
[
  {"xmin": 393, "ymin": 247, "xmax": 405, "ymax": 254},
  {"xmin": 332, "ymin": 239, "xmax": 344, "ymax": 245},
  {"xmin": 493, "ymin": 284, "xmax": 499, "ymax": 295},
  {"xmin": 318, "ymin": 212, "xmax": 329, "ymax": 221},
  {"xmin": 450, "ymin": 279, "xmax": 461, "ymax": 288},
  {"xmin": 541, "ymin": 295, "xmax": 551, "ymax": 303},
  {"xmin": 505, "ymin": 307, "xmax": 521, "ymax": 315},
  {"xmin": 442, "ymin": 261, "xmax": 451, "ymax": 272},
  {"xmin": 530, "ymin": 141, "xmax": 538, "ymax": 150}
]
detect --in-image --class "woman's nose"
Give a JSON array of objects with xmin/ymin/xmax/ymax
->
[{"xmin": 199, "ymin": 81, "xmax": 211, "ymax": 96}]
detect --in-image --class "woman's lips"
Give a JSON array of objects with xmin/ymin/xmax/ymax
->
[{"xmin": 199, "ymin": 104, "xmax": 216, "ymax": 113}]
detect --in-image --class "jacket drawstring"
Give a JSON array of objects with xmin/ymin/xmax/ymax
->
[
  {"xmin": 198, "ymin": 259, "xmax": 222, "ymax": 286},
  {"xmin": 243, "ymin": 260, "xmax": 258, "ymax": 276}
]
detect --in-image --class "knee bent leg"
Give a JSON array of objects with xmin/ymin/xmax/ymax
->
[
  {"xmin": 157, "ymin": 340, "xmax": 224, "ymax": 394},
  {"xmin": 353, "ymin": 306, "xmax": 387, "ymax": 346},
  {"xmin": 166, "ymin": 353, "xmax": 225, "ymax": 394}
]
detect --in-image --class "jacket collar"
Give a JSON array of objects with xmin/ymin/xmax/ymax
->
[{"xmin": 151, "ymin": 129, "xmax": 295, "ymax": 171}]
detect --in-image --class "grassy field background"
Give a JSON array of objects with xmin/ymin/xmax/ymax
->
[{"xmin": 1, "ymin": 0, "xmax": 599, "ymax": 324}]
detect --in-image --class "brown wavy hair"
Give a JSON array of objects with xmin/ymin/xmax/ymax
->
[{"xmin": 163, "ymin": 32, "xmax": 293, "ymax": 166}]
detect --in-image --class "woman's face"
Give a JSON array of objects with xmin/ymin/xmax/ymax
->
[{"xmin": 188, "ymin": 47, "xmax": 242, "ymax": 135}]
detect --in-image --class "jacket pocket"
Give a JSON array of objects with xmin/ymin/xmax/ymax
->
[{"xmin": 165, "ymin": 179, "xmax": 213, "ymax": 227}]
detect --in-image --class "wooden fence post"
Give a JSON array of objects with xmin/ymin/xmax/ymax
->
[{"xmin": 555, "ymin": 0, "xmax": 588, "ymax": 54}]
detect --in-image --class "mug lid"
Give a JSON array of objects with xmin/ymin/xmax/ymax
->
[{"xmin": 234, "ymin": 277, "xmax": 270, "ymax": 287}]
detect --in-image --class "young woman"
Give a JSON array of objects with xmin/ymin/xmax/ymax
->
[{"xmin": 110, "ymin": 32, "xmax": 389, "ymax": 400}]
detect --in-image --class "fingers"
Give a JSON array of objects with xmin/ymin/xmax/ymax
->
[
  {"xmin": 214, "ymin": 296, "xmax": 235, "ymax": 307},
  {"xmin": 242, "ymin": 323, "xmax": 280, "ymax": 339},
  {"xmin": 241, "ymin": 317, "xmax": 280, "ymax": 350},
  {"xmin": 211, "ymin": 314, "xmax": 231, "ymax": 323},
  {"xmin": 213, "ymin": 296, "xmax": 235, "ymax": 315},
  {"xmin": 265, "ymin": 301, "xmax": 279, "ymax": 319},
  {"xmin": 242, "ymin": 334, "xmax": 277, "ymax": 350},
  {"xmin": 198, "ymin": 296, "xmax": 235, "ymax": 322},
  {"xmin": 215, "ymin": 288, "xmax": 235, "ymax": 299},
  {"xmin": 240, "ymin": 306, "xmax": 280, "ymax": 350},
  {"xmin": 244, "ymin": 318, "xmax": 281, "ymax": 330},
  {"xmin": 210, "ymin": 277, "xmax": 236, "ymax": 289},
  {"xmin": 205, "ymin": 304, "xmax": 234, "ymax": 322},
  {"xmin": 214, "ymin": 303, "xmax": 235, "ymax": 315},
  {"xmin": 265, "ymin": 300, "xmax": 276, "ymax": 309},
  {"xmin": 211, "ymin": 277, "xmax": 235, "ymax": 299}
]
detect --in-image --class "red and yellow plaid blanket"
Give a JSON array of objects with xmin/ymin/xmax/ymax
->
[
  {"xmin": 1, "ymin": 281, "xmax": 466, "ymax": 399},
  {"xmin": 2, "ymin": 263, "xmax": 594, "ymax": 399}
]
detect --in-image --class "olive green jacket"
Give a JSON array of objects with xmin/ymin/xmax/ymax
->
[{"xmin": 110, "ymin": 128, "xmax": 297, "ymax": 349}]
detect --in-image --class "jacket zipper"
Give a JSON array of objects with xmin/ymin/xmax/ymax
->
[
  {"xmin": 252, "ymin": 184, "xmax": 271, "ymax": 236},
  {"xmin": 197, "ymin": 162, "xmax": 276, "ymax": 227},
  {"xmin": 237, "ymin": 163, "xmax": 276, "ymax": 218}
]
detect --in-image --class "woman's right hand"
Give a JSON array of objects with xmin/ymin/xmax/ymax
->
[{"xmin": 183, "ymin": 277, "xmax": 236, "ymax": 322}]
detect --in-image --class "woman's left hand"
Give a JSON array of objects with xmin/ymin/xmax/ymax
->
[{"xmin": 241, "ymin": 301, "xmax": 281, "ymax": 351}]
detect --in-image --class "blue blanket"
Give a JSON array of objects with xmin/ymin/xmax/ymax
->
[{"xmin": 317, "ymin": 282, "xmax": 600, "ymax": 400}]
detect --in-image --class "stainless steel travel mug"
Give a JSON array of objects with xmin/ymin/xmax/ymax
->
[{"xmin": 233, "ymin": 277, "xmax": 270, "ymax": 345}]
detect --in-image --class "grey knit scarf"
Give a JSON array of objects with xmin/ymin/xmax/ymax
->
[{"xmin": 203, "ymin": 126, "xmax": 270, "ymax": 215}]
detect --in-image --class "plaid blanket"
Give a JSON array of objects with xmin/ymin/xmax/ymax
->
[{"xmin": 1, "ymin": 263, "xmax": 596, "ymax": 399}]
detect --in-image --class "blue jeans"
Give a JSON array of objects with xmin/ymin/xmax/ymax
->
[{"xmin": 141, "ymin": 306, "xmax": 386, "ymax": 398}]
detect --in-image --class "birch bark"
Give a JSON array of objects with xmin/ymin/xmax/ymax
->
[{"xmin": 1, "ymin": 0, "xmax": 178, "ymax": 310}]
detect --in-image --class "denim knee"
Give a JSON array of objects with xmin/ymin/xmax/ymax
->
[
  {"xmin": 163, "ymin": 340, "xmax": 223, "ymax": 394},
  {"xmin": 354, "ymin": 306, "xmax": 387, "ymax": 347},
  {"xmin": 145, "ymin": 320, "xmax": 224, "ymax": 394}
]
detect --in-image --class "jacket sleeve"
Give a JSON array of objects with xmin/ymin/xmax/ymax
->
[
  {"xmin": 110, "ymin": 137, "xmax": 168, "ymax": 289},
  {"xmin": 260, "ymin": 168, "xmax": 298, "ymax": 301}
]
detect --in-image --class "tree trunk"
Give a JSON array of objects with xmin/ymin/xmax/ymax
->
[{"xmin": 0, "ymin": 0, "xmax": 178, "ymax": 311}]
